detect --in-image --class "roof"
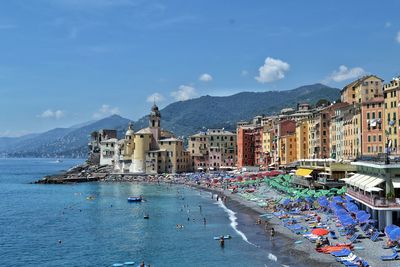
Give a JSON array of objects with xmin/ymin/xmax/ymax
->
[
  {"xmin": 100, "ymin": 138, "xmax": 118, "ymax": 143},
  {"xmin": 295, "ymin": 168, "xmax": 313, "ymax": 177},
  {"xmin": 160, "ymin": 137, "xmax": 182, "ymax": 142},
  {"xmin": 136, "ymin": 127, "xmax": 152, "ymax": 134},
  {"xmin": 342, "ymin": 75, "xmax": 383, "ymax": 92}
]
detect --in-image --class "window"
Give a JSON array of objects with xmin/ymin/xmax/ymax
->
[
  {"xmin": 367, "ymin": 112, "xmax": 370, "ymax": 119},
  {"xmin": 368, "ymin": 135, "xmax": 371, "ymax": 142},
  {"xmin": 372, "ymin": 112, "xmax": 375, "ymax": 119}
]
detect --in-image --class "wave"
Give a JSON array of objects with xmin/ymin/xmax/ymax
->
[
  {"xmin": 215, "ymin": 198, "xmax": 280, "ymax": 265},
  {"xmin": 215, "ymin": 200, "xmax": 256, "ymax": 246}
]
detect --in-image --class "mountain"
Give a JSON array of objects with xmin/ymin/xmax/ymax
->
[
  {"xmin": 1, "ymin": 83, "xmax": 340, "ymax": 158},
  {"xmin": 2, "ymin": 115, "xmax": 130, "ymax": 158},
  {"xmin": 134, "ymin": 83, "xmax": 341, "ymax": 136}
]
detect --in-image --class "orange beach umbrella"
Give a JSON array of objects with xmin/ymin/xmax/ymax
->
[{"xmin": 312, "ymin": 228, "xmax": 329, "ymax": 236}]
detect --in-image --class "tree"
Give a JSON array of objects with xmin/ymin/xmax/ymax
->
[{"xmin": 315, "ymin": 99, "xmax": 331, "ymax": 108}]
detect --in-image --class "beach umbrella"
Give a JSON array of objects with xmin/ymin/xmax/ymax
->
[
  {"xmin": 346, "ymin": 203, "xmax": 359, "ymax": 213},
  {"xmin": 345, "ymin": 195, "xmax": 353, "ymax": 202},
  {"xmin": 385, "ymin": 225, "xmax": 400, "ymax": 237},
  {"xmin": 312, "ymin": 228, "xmax": 329, "ymax": 236},
  {"xmin": 281, "ymin": 198, "xmax": 291, "ymax": 205},
  {"xmin": 389, "ymin": 228, "xmax": 400, "ymax": 241},
  {"xmin": 332, "ymin": 196, "xmax": 344, "ymax": 203}
]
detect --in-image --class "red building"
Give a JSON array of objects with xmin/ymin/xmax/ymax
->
[{"xmin": 237, "ymin": 126, "xmax": 256, "ymax": 168}]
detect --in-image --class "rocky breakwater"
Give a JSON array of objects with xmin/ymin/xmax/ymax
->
[{"xmin": 35, "ymin": 163, "xmax": 112, "ymax": 184}]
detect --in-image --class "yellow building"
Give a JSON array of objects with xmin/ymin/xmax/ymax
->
[
  {"xmin": 383, "ymin": 77, "xmax": 400, "ymax": 154},
  {"xmin": 341, "ymin": 75, "xmax": 383, "ymax": 105},
  {"xmin": 343, "ymin": 106, "xmax": 361, "ymax": 160},
  {"xmin": 278, "ymin": 133, "xmax": 297, "ymax": 165},
  {"xmin": 110, "ymin": 104, "xmax": 191, "ymax": 174},
  {"xmin": 296, "ymin": 119, "xmax": 309, "ymax": 160}
]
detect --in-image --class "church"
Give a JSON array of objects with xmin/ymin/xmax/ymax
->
[{"xmin": 99, "ymin": 104, "xmax": 191, "ymax": 174}]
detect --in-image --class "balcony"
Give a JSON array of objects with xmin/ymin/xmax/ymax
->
[{"xmin": 347, "ymin": 188, "xmax": 400, "ymax": 209}]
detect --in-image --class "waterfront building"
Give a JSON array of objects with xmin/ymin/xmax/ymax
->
[
  {"xmin": 188, "ymin": 129, "xmax": 237, "ymax": 171},
  {"xmin": 343, "ymin": 157, "xmax": 400, "ymax": 230},
  {"xmin": 279, "ymin": 132, "xmax": 297, "ymax": 166},
  {"xmin": 103, "ymin": 104, "xmax": 190, "ymax": 174},
  {"xmin": 237, "ymin": 126, "xmax": 256, "ymax": 168},
  {"xmin": 361, "ymin": 97, "xmax": 384, "ymax": 156},
  {"xmin": 292, "ymin": 158, "xmax": 356, "ymax": 189},
  {"xmin": 342, "ymin": 105, "xmax": 362, "ymax": 160},
  {"xmin": 99, "ymin": 138, "xmax": 118, "ymax": 166},
  {"xmin": 341, "ymin": 75, "xmax": 384, "ymax": 105},
  {"xmin": 296, "ymin": 119, "xmax": 309, "ymax": 160},
  {"xmin": 89, "ymin": 129, "xmax": 117, "ymax": 164},
  {"xmin": 383, "ymin": 77, "xmax": 400, "ymax": 155}
]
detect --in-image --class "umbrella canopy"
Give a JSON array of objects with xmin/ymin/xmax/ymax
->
[
  {"xmin": 385, "ymin": 225, "xmax": 400, "ymax": 237},
  {"xmin": 389, "ymin": 228, "xmax": 400, "ymax": 241},
  {"xmin": 312, "ymin": 228, "xmax": 329, "ymax": 236}
]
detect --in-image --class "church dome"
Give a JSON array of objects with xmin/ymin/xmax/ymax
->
[{"xmin": 125, "ymin": 122, "xmax": 134, "ymax": 136}]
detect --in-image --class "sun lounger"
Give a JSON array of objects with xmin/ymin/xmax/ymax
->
[
  {"xmin": 370, "ymin": 231, "xmax": 379, "ymax": 242},
  {"xmin": 348, "ymin": 233, "xmax": 360, "ymax": 243},
  {"xmin": 336, "ymin": 253, "xmax": 357, "ymax": 262},
  {"xmin": 380, "ymin": 250, "xmax": 399, "ymax": 261},
  {"xmin": 331, "ymin": 248, "xmax": 351, "ymax": 257}
]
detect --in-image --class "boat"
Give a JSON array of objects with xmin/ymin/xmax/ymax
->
[
  {"xmin": 123, "ymin": 261, "xmax": 135, "ymax": 265},
  {"xmin": 213, "ymin": 235, "xmax": 232, "ymax": 240},
  {"xmin": 143, "ymin": 214, "xmax": 149, "ymax": 219},
  {"xmin": 127, "ymin": 197, "xmax": 143, "ymax": 202}
]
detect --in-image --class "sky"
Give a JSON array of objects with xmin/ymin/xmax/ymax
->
[{"xmin": 1, "ymin": 0, "xmax": 400, "ymax": 136}]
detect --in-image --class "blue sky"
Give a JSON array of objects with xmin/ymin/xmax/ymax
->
[{"xmin": 1, "ymin": 0, "xmax": 400, "ymax": 136}]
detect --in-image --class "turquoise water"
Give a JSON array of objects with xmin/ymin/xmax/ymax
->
[{"xmin": 0, "ymin": 159, "xmax": 311, "ymax": 267}]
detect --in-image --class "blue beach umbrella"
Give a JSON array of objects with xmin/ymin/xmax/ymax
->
[
  {"xmin": 389, "ymin": 228, "xmax": 400, "ymax": 241},
  {"xmin": 281, "ymin": 198, "xmax": 291, "ymax": 205},
  {"xmin": 385, "ymin": 225, "xmax": 400, "ymax": 237},
  {"xmin": 332, "ymin": 196, "xmax": 344, "ymax": 203},
  {"xmin": 346, "ymin": 203, "xmax": 359, "ymax": 213}
]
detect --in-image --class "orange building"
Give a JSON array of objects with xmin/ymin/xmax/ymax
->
[{"xmin": 361, "ymin": 97, "xmax": 384, "ymax": 155}]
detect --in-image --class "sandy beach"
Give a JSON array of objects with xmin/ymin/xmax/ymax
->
[{"xmin": 189, "ymin": 183, "xmax": 398, "ymax": 267}]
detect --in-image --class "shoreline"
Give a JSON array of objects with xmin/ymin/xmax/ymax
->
[{"xmin": 189, "ymin": 184, "xmax": 339, "ymax": 267}]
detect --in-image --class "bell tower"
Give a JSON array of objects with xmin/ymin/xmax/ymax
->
[{"xmin": 149, "ymin": 103, "xmax": 161, "ymax": 141}]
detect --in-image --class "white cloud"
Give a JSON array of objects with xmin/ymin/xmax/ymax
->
[
  {"xmin": 385, "ymin": 22, "xmax": 392, "ymax": 28},
  {"xmin": 199, "ymin": 73, "xmax": 213, "ymax": 82},
  {"xmin": 241, "ymin": 70, "xmax": 248, "ymax": 76},
  {"xmin": 396, "ymin": 31, "xmax": 400, "ymax": 44},
  {"xmin": 146, "ymin": 93, "xmax": 165, "ymax": 103},
  {"xmin": 255, "ymin": 57, "xmax": 290, "ymax": 83},
  {"xmin": 171, "ymin": 85, "xmax": 198, "ymax": 101},
  {"xmin": 93, "ymin": 104, "xmax": 120, "ymax": 119},
  {"xmin": 37, "ymin": 109, "xmax": 65, "ymax": 119},
  {"xmin": 327, "ymin": 65, "xmax": 366, "ymax": 83}
]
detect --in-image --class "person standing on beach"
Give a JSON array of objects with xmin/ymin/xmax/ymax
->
[
  {"xmin": 216, "ymin": 195, "xmax": 219, "ymax": 201},
  {"xmin": 270, "ymin": 228, "xmax": 275, "ymax": 240}
]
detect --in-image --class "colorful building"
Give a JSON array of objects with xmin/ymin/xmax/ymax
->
[
  {"xmin": 383, "ymin": 77, "xmax": 400, "ymax": 154},
  {"xmin": 189, "ymin": 128, "xmax": 237, "ymax": 171}
]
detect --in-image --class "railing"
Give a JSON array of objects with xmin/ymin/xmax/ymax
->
[{"xmin": 347, "ymin": 188, "xmax": 400, "ymax": 208}]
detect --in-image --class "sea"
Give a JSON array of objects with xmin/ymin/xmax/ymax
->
[{"xmin": 0, "ymin": 158, "xmax": 314, "ymax": 267}]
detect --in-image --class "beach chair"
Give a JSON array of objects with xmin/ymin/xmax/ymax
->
[
  {"xmin": 369, "ymin": 231, "xmax": 379, "ymax": 242},
  {"xmin": 336, "ymin": 253, "xmax": 357, "ymax": 262},
  {"xmin": 331, "ymin": 248, "xmax": 351, "ymax": 257},
  {"xmin": 380, "ymin": 250, "xmax": 399, "ymax": 261},
  {"xmin": 348, "ymin": 233, "xmax": 360, "ymax": 243}
]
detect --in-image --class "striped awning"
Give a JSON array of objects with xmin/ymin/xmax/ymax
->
[
  {"xmin": 344, "ymin": 173, "xmax": 385, "ymax": 192},
  {"xmin": 392, "ymin": 179, "xmax": 400, "ymax": 188},
  {"xmin": 295, "ymin": 168, "xmax": 313, "ymax": 177}
]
